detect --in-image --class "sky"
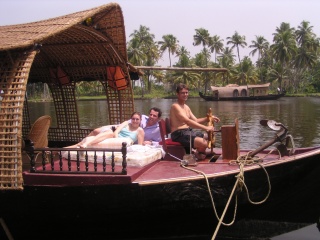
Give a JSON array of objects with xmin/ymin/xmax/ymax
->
[{"xmin": 2, "ymin": 0, "xmax": 320, "ymax": 66}]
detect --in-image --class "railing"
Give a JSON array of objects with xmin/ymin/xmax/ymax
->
[{"xmin": 23, "ymin": 140, "xmax": 128, "ymax": 175}]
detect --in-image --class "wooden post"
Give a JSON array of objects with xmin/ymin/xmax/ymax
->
[{"xmin": 221, "ymin": 119, "xmax": 240, "ymax": 160}]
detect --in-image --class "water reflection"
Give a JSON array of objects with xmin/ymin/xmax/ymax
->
[{"xmin": 28, "ymin": 97, "xmax": 320, "ymax": 149}]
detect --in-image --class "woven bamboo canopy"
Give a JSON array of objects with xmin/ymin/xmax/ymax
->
[{"xmin": 0, "ymin": 2, "xmax": 135, "ymax": 190}]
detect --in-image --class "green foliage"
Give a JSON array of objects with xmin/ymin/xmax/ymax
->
[{"xmin": 26, "ymin": 20, "xmax": 320, "ymax": 99}]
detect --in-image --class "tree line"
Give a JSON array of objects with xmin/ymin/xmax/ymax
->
[
  {"xmin": 128, "ymin": 20, "xmax": 320, "ymax": 95},
  {"xmin": 28, "ymin": 20, "xmax": 320, "ymax": 99}
]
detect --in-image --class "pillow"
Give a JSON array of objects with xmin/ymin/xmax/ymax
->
[{"xmin": 89, "ymin": 137, "xmax": 133, "ymax": 150}]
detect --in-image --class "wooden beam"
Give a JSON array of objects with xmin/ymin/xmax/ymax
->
[{"xmin": 134, "ymin": 66, "xmax": 227, "ymax": 72}]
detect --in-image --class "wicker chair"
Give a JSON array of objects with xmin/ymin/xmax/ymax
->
[{"xmin": 24, "ymin": 115, "xmax": 52, "ymax": 162}]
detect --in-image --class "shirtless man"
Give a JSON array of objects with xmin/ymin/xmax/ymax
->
[{"xmin": 170, "ymin": 83, "xmax": 220, "ymax": 159}]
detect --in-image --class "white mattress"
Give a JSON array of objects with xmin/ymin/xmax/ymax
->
[{"xmin": 61, "ymin": 145, "xmax": 165, "ymax": 167}]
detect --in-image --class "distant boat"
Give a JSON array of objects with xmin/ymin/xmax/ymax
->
[{"xmin": 199, "ymin": 83, "xmax": 285, "ymax": 101}]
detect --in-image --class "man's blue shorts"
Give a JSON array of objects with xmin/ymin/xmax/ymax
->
[{"xmin": 171, "ymin": 128, "xmax": 204, "ymax": 149}]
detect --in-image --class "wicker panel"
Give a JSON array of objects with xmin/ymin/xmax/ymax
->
[
  {"xmin": 22, "ymin": 96, "xmax": 31, "ymax": 138},
  {"xmin": 0, "ymin": 50, "xmax": 37, "ymax": 190},
  {"xmin": 49, "ymin": 83, "xmax": 80, "ymax": 136},
  {"xmin": 103, "ymin": 75, "xmax": 135, "ymax": 124}
]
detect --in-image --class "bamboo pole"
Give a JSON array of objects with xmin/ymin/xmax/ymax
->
[{"xmin": 134, "ymin": 66, "xmax": 227, "ymax": 72}]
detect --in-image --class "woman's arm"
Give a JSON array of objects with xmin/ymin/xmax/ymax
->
[
  {"xmin": 114, "ymin": 121, "xmax": 128, "ymax": 138},
  {"xmin": 137, "ymin": 128, "xmax": 145, "ymax": 145}
]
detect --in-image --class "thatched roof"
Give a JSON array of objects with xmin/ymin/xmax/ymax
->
[
  {"xmin": 0, "ymin": 2, "xmax": 134, "ymax": 190},
  {"xmin": 0, "ymin": 2, "xmax": 127, "ymax": 54},
  {"xmin": 0, "ymin": 2, "xmax": 130, "ymax": 84},
  {"xmin": 247, "ymin": 83, "xmax": 270, "ymax": 89}
]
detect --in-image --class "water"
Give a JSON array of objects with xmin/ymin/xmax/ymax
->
[
  {"xmin": 28, "ymin": 96, "xmax": 320, "ymax": 150},
  {"xmin": 27, "ymin": 96, "xmax": 320, "ymax": 239}
]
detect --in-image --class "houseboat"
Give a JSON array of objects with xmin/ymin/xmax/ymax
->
[{"xmin": 199, "ymin": 83, "xmax": 285, "ymax": 101}]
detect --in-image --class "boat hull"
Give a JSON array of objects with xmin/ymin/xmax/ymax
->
[
  {"xmin": 1, "ymin": 147, "xmax": 320, "ymax": 239},
  {"xmin": 199, "ymin": 91, "xmax": 285, "ymax": 101}
]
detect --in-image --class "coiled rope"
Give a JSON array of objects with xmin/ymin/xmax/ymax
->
[{"xmin": 180, "ymin": 147, "xmax": 280, "ymax": 240}]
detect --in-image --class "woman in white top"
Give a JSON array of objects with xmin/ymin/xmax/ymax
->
[{"xmin": 66, "ymin": 112, "xmax": 144, "ymax": 148}]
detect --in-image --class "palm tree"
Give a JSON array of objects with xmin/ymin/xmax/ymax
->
[
  {"xmin": 271, "ymin": 30, "xmax": 297, "ymax": 64},
  {"xmin": 249, "ymin": 36, "xmax": 269, "ymax": 80},
  {"xmin": 208, "ymin": 35, "xmax": 224, "ymax": 63},
  {"xmin": 295, "ymin": 20, "xmax": 315, "ymax": 47},
  {"xmin": 217, "ymin": 47, "xmax": 236, "ymax": 85},
  {"xmin": 271, "ymin": 23, "xmax": 297, "ymax": 90},
  {"xmin": 173, "ymin": 71, "xmax": 201, "ymax": 88},
  {"xmin": 193, "ymin": 28, "xmax": 210, "ymax": 51},
  {"xmin": 158, "ymin": 34, "xmax": 179, "ymax": 67},
  {"xmin": 226, "ymin": 31, "xmax": 247, "ymax": 65},
  {"xmin": 273, "ymin": 22, "xmax": 295, "ymax": 41},
  {"xmin": 193, "ymin": 28, "xmax": 210, "ymax": 91},
  {"xmin": 249, "ymin": 36, "xmax": 269, "ymax": 61},
  {"xmin": 238, "ymin": 56, "xmax": 258, "ymax": 85},
  {"xmin": 268, "ymin": 62, "xmax": 288, "ymax": 90},
  {"xmin": 127, "ymin": 37, "xmax": 145, "ymax": 66},
  {"xmin": 291, "ymin": 21, "xmax": 319, "ymax": 92},
  {"xmin": 176, "ymin": 46, "xmax": 190, "ymax": 58},
  {"xmin": 130, "ymin": 25, "xmax": 155, "ymax": 49},
  {"xmin": 176, "ymin": 46, "xmax": 191, "ymax": 67},
  {"xmin": 129, "ymin": 25, "xmax": 160, "ymax": 93},
  {"xmin": 220, "ymin": 47, "xmax": 235, "ymax": 62}
]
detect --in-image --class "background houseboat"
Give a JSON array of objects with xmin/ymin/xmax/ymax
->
[{"xmin": 199, "ymin": 83, "xmax": 285, "ymax": 101}]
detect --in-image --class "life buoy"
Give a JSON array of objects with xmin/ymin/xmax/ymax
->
[
  {"xmin": 50, "ymin": 66, "xmax": 70, "ymax": 85},
  {"xmin": 106, "ymin": 66, "xmax": 129, "ymax": 91}
]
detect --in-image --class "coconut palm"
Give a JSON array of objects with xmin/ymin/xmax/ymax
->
[
  {"xmin": 130, "ymin": 25, "xmax": 155, "ymax": 49},
  {"xmin": 173, "ymin": 71, "xmax": 201, "ymax": 87},
  {"xmin": 249, "ymin": 36, "xmax": 269, "ymax": 80},
  {"xmin": 193, "ymin": 28, "xmax": 210, "ymax": 51},
  {"xmin": 193, "ymin": 28, "xmax": 211, "ymax": 91},
  {"xmin": 127, "ymin": 37, "xmax": 145, "ymax": 66},
  {"xmin": 271, "ymin": 22, "xmax": 297, "ymax": 90},
  {"xmin": 291, "ymin": 22, "xmax": 318, "ymax": 92},
  {"xmin": 219, "ymin": 47, "xmax": 235, "ymax": 62},
  {"xmin": 249, "ymin": 36, "xmax": 269, "ymax": 61},
  {"xmin": 295, "ymin": 21, "xmax": 315, "ymax": 47},
  {"xmin": 129, "ymin": 25, "xmax": 160, "ymax": 93},
  {"xmin": 239, "ymin": 56, "xmax": 258, "ymax": 85},
  {"xmin": 176, "ymin": 46, "xmax": 191, "ymax": 67},
  {"xmin": 268, "ymin": 62, "xmax": 288, "ymax": 90},
  {"xmin": 273, "ymin": 22, "xmax": 295, "ymax": 41},
  {"xmin": 271, "ymin": 30, "xmax": 297, "ymax": 65},
  {"xmin": 158, "ymin": 34, "xmax": 179, "ymax": 67},
  {"xmin": 217, "ymin": 48, "xmax": 236, "ymax": 85},
  {"xmin": 226, "ymin": 31, "xmax": 247, "ymax": 65},
  {"xmin": 294, "ymin": 45, "xmax": 317, "ymax": 70},
  {"xmin": 209, "ymin": 35, "xmax": 224, "ymax": 63}
]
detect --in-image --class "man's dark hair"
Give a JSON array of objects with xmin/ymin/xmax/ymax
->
[
  {"xmin": 176, "ymin": 83, "xmax": 188, "ymax": 93},
  {"xmin": 150, "ymin": 107, "xmax": 162, "ymax": 118}
]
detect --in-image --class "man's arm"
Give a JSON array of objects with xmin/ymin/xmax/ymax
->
[{"xmin": 189, "ymin": 109, "xmax": 219, "ymax": 124}]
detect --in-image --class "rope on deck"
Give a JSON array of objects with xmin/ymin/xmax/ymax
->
[{"xmin": 180, "ymin": 147, "xmax": 281, "ymax": 240}]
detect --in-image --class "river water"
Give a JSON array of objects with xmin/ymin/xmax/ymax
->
[{"xmin": 29, "ymin": 96, "xmax": 320, "ymax": 150}]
